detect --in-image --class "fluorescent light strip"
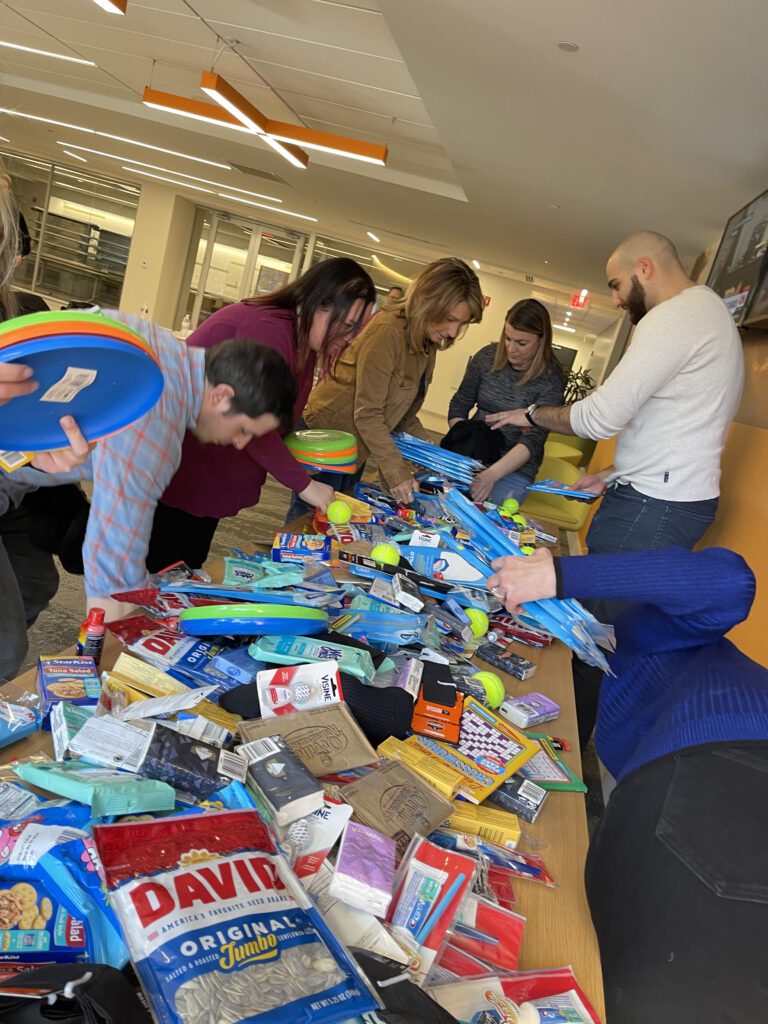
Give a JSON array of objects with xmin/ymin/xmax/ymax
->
[
  {"xmin": 54, "ymin": 181, "xmax": 138, "ymax": 207},
  {"xmin": 262, "ymin": 135, "xmax": 308, "ymax": 169},
  {"xmin": 91, "ymin": 0, "xmax": 127, "ymax": 13},
  {"xmin": 472, "ymin": 259, "xmax": 480, "ymax": 269},
  {"xmin": 199, "ymin": 73, "xmax": 268, "ymax": 134},
  {"xmin": 143, "ymin": 99, "xmax": 253, "ymax": 135},
  {"xmin": 122, "ymin": 167, "xmax": 216, "ymax": 194},
  {"xmin": 57, "ymin": 142, "xmax": 282, "ymax": 202},
  {"xmin": 0, "ymin": 40, "xmax": 95, "ymax": 65},
  {"xmin": 62, "ymin": 149, "xmax": 87, "ymax": 163},
  {"xmin": 554, "ymin": 324, "xmax": 576, "ymax": 333},
  {"xmin": 266, "ymin": 131, "xmax": 384, "ymax": 165},
  {"xmin": 367, "ymin": 231, "xmax": 380, "ymax": 243},
  {"xmin": 0, "ymin": 136, "xmax": 8, "ymax": 143},
  {"xmin": 0, "ymin": 109, "xmax": 231, "ymax": 169},
  {"xmin": 218, "ymin": 194, "xmax": 317, "ymax": 223}
]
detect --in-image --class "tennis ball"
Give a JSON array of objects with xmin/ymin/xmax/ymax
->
[
  {"xmin": 511, "ymin": 513, "xmax": 528, "ymax": 527},
  {"xmin": 370, "ymin": 542, "xmax": 400, "ymax": 566},
  {"xmin": 501, "ymin": 498, "xmax": 520, "ymax": 516},
  {"xmin": 472, "ymin": 671, "xmax": 506, "ymax": 709},
  {"xmin": 327, "ymin": 500, "xmax": 352, "ymax": 525},
  {"xmin": 465, "ymin": 608, "xmax": 489, "ymax": 638},
  {"xmin": 520, "ymin": 545, "xmax": 536, "ymax": 556}
]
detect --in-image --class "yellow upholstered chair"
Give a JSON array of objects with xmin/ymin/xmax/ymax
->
[
  {"xmin": 544, "ymin": 438, "xmax": 583, "ymax": 465},
  {"xmin": 520, "ymin": 456, "xmax": 593, "ymax": 531}
]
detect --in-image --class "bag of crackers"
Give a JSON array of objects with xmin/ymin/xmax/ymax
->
[
  {"xmin": 0, "ymin": 806, "xmax": 127, "ymax": 968},
  {"xmin": 94, "ymin": 809, "xmax": 380, "ymax": 1024}
]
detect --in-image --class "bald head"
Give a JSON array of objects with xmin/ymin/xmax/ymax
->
[
  {"xmin": 609, "ymin": 232, "xmax": 683, "ymax": 273},
  {"xmin": 606, "ymin": 231, "xmax": 694, "ymax": 322}
]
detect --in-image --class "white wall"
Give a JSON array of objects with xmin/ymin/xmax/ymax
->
[
  {"xmin": 420, "ymin": 269, "xmax": 532, "ymax": 431},
  {"xmin": 120, "ymin": 182, "xmax": 195, "ymax": 326}
]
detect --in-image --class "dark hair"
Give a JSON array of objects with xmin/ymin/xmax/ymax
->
[
  {"xmin": 204, "ymin": 339, "xmax": 298, "ymax": 430},
  {"xmin": 491, "ymin": 298, "xmax": 556, "ymax": 384},
  {"xmin": 243, "ymin": 257, "xmax": 376, "ymax": 370}
]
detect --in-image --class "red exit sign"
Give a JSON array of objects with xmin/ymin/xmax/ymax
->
[{"xmin": 570, "ymin": 290, "xmax": 589, "ymax": 308}]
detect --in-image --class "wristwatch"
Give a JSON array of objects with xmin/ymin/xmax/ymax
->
[{"xmin": 524, "ymin": 403, "xmax": 539, "ymax": 427}]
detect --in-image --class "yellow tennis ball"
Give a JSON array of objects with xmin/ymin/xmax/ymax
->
[
  {"xmin": 511, "ymin": 513, "xmax": 528, "ymax": 527},
  {"xmin": 520, "ymin": 545, "xmax": 536, "ymax": 556},
  {"xmin": 327, "ymin": 500, "xmax": 352, "ymax": 525},
  {"xmin": 471, "ymin": 671, "xmax": 506, "ymax": 709},
  {"xmin": 501, "ymin": 498, "xmax": 520, "ymax": 515},
  {"xmin": 465, "ymin": 608, "xmax": 489, "ymax": 638},
  {"xmin": 370, "ymin": 543, "xmax": 400, "ymax": 566}
]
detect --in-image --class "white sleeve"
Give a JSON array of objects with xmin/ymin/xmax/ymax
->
[{"xmin": 570, "ymin": 310, "xmax": 699, "ymax": 439}]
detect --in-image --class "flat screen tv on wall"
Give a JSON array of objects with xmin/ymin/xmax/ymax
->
[{"xmin": 706, "ymin": 188, "xmax": 768, "ymax": 326}]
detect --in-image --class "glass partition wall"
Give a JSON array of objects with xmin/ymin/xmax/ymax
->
[{"xmin": 3, "ymin": 150, "xmax": 138, "ymax": 308}]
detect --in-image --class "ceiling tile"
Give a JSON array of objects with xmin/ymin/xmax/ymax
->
[{"xmin": 196, "ymin": 0, "xmax": 400, "ymax": 59}]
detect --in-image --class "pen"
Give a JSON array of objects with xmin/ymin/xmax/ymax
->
[{"xmin": 453, "ymin": 922, "xmax": 500, "ymax": 945}]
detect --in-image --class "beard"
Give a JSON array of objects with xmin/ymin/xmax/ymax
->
[{"xmin": 625, "ymin": 275, "xmax": 648, "ymax": 324}]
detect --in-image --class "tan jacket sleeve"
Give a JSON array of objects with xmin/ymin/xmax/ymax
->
[
  {"xmin": 398, "ymin": 350, "xmax": 436, "ymax": 441},
  {"xmin": 353, "ymin": 325, "xmax": 414, "ymax": 489}
]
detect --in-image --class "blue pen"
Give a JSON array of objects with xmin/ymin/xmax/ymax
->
[
  {"xmin": 453, "ymin": 922, "xmax": 500, "ymax": 945},
  {"xmin": 414, "ymin": 873, "xmax": 467, "ymax": 944}
]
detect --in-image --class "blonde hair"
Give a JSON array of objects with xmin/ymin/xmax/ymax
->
[
  {"xmin": 400, "ymin": 258, "xmax": 483, "ymax": 349},
  {"xmin": 491, "ymin": 298, "xmax": 556, "ymax": 385},
  {"xmin": 0, "ymin": 171, "xmax": 19, "ymax": 319}
]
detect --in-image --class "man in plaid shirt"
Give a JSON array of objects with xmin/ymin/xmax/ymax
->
[{"xmin": 0, "ymin": 313, "xmax": 296, "ymax": 679}]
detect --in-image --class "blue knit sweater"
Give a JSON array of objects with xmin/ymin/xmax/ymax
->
[{"xmin": 555, "ymin": 547, "xmax": 766, "ymax": 781}]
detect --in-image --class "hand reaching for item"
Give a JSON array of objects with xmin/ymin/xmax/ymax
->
[
  {"xmin": 297, "ymin": 479, "xmax": 335, "ymax": 513},
  {"xmin": 488, "ymin": 548, "xmax": 557, "ymax": 614},
  {"xmin": 390, "ymin": 477, "xmax": 420, "ymax": 505},
  {"xmin": 470, "ymin": 467, "xmax": 498, "ymax": 503}
]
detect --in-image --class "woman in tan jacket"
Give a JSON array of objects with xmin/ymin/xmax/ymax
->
[{"xmin": 287, "ymin": 258, "xmax": 483, "ymax": 518}]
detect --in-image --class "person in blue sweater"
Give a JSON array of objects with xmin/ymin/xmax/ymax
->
[{"xmin": 488, "ymin": 545, "xmax": 767, "ymax": 1024}]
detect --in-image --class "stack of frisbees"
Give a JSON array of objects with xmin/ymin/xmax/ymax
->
[
  {"xmin": 285, "ymin": 428, "xmax": 358, "ymax": 474},
  {"xmin": 0, "ymin": 311, "xmax": 164, "ymax": 457}
]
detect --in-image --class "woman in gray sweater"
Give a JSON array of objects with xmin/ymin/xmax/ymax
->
[{"xmin": 448, "ymin": 298, "xmax": 565, "ymax": 504}]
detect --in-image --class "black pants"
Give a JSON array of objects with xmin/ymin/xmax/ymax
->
[
  {"xmin": 146, "ymin": 502, "xmax": 219, "ymax": 573},
  {"xmin": 586, "ymin": 743, "xmax": 768, "ymax": 1024}
]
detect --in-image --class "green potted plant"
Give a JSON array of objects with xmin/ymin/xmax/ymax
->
[{"xmin": 563, "ymin": 367, "xmax": 597, "ymax": 404}]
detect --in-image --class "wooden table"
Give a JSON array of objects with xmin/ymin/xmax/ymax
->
[{"xmin": 2, "ymin": 525, "xmax": 604, "ymax": 1018}]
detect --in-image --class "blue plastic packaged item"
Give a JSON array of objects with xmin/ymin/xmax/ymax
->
[
  {"xmin": 249, "ymin": 635, "xmax": 375, "ymax": 683},
  {"xmin": 210, "ymin": 645, "xmax": 265, "ymax": 685},
  {"xmin": 94, "ymin": 810, "xmax": 380, "ymax": 1024},
  {"xmin": 0, "ymin": 805, "xmax": 128, "ymax": 966},
  {"xmin": 331, "ymin": 609, "xmax": 425, "ymax": 646},
  {"xmin": 0, "ymin": 702, "xmax": 41, "ymax": 750}
]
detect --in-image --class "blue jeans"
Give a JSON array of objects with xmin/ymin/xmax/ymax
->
[
  {"xmin": 574, "ymin": 482, "xmax": 718, "ymax": 748},
  {"xmin": 489, "ymin": 470, "xmax": 531, "ymax": 507},
  {"xmin": 285, "ymin": 466, "xmax": 365, "ymax": 525}
]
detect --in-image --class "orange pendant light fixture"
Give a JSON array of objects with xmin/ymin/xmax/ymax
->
[{"xmin": 141, "ymin": 72, "xmax": 387, "ymax": 169}]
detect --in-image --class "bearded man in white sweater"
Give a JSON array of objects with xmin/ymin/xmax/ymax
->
[{"xmin": 488, "ymin": 230, "xmax": 744, "ymax": 744}]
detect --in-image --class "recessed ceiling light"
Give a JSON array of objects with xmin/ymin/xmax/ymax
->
[
  {"xmin": 62, "ymin": 150, "xmax": 87, "ymax": 163},
  {"xmin": 549, "ymin": 203, "xmax": 561, "ymax": 210},
  {"xmin": 543, "ymin": 259, "xmax": 550, "ymax": 264},
  {"xmin": 557, "ymin": 41, "xmax": 580, "ymax": 52},
  {"xmin": 472, "ymin": 259, "xmax": 481, "ymax": 270},
  {"xmin": 367, "ymin": 231, "xmax": 380, "ymax": 243},
  {"xmin": 0, "ymin": 135, "xmax": 8, "ymax": 143},
  {"xmin": 0, "ymin": 40, "xmax": 96, "ymax": 65}
]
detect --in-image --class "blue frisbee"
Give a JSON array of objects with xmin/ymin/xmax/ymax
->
[
  {"xmin": 0, "ymin": 332, "xmax": 164, "ymax": 451},
  {"xmin": 178, "ymin": 603, "xmax": 329, "ymax": 637}
]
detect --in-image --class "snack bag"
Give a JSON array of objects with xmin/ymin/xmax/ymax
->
[
  {"xmin": 94, "ymin": 809, "xmax": 380, "ymax": 1024},
  {"xmin": 0, "ymin": 807, "xmax": 126, "ymax": 966}
]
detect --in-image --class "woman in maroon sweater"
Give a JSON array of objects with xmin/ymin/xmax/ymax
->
[{"xmin": 146, "ymin": 258, "xmax": 375, "ymax": 570}]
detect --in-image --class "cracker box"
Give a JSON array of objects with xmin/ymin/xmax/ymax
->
[
  {"xmin": 271, "ymin": 532, "xmax": 332, "ymax": 563},
  {"xmin": 36, "ymin": 656, "xmax": 101, "ymax": 727}
]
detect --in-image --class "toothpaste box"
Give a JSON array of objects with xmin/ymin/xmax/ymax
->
[
  {"xmin": 271, "ymin": 532, "xmax": 331, "ymax": 564},
  {"xmin": 37, "ymin": 656, "xmax": 101, "ymax": 727}
]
